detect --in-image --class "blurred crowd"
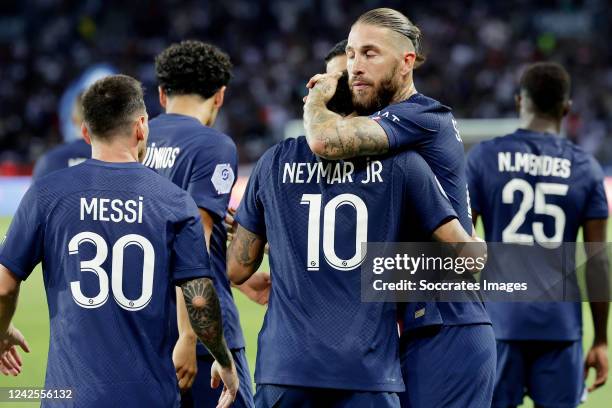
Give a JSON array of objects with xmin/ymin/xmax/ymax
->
[{"xmin": 1, "ymin": 0, "xmax": 611, "ymax": 171}]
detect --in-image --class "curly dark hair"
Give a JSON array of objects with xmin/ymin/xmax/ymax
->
[
  {"xmin": 155, "ymin": 40, "xmax": 232, "ymax": 99},
  {"xmin": 520, "ymin": 62, "xmax": 571, "ymax": 119},
  {"xmin": 82, "ymin": 74, "xmax": 145, "ymax": 139}
]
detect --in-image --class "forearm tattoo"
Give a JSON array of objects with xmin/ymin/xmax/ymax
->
[
  {"xmin": 180, "ymin": 278, "xmax": 232, "ymax": 368},
  {"xmin": 304, "ymin": 98, "xmax": 389, "ymax": 159},
  {"xmin": 229, "ymin": 226, "xmax": 264, "ymax": 270}
]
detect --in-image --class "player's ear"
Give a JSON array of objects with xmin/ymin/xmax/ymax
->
[
  {"xmin": 158, "ymin": 86, "xmax": 167, "ymax": 109},
  {"xmin": 562, "ymin": 99, "xmax": 572, "ymax": 117},
  {"xmin": 82, "ymin": 123, "xmax": 92, "ymax": 145},
  {"xmin": 401, "ymin": 51, "xmax": 416, "ymax": 75},
  {"xmin": 214, "ymin": 86, "xmax": 226, "ymax": 109},
  {"xmin": 136, "ymin": 115, "xmax": 147, "ymax": 141},
  {"xmin": 514, "ymin": 94, "xmax": 521, "ymax": 113}
]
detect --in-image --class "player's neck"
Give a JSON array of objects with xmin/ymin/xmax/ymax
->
[
  {"xmin": 521, "ymin": 115, "xmax": 561, "ymax": 135},
  {"xmin": 392, "ymin": 82, "xmax": 417, "ymax": 104},
  {"xmin": 91, "ymin": 143, "xmax": 139, "ymax": 163},
  {"xmin": 165, "ymin": 96, "xmax": 215, "ymax": 127}
]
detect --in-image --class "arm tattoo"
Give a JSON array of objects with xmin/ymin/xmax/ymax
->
[
  {"xmin": 228, "ymin": 226, "xmax": 265, "ymax": 270},
  {"xmin": 304, "ymin": 98, "xmax": 389, "ymax": 160},
  {"xmin": 180, "ymin": 277, "xmax": 232, "ymax": 368}
]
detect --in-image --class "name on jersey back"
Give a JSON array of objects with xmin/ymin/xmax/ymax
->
[
  {"xmin": 80, "ymin": 197, "xmax": 144, "ymax": 224},
  {"xmin": 282, "ymin": 160, "xmax": 383, "ymax": 184},
  {"xmin": 498, "ymin": 152, "xmax": 571, "ymax": 178}
]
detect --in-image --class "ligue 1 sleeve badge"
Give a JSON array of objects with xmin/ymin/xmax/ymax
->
[{"xmin": 211, "ymin": 163, "xmax": 235, "ymax": 195}]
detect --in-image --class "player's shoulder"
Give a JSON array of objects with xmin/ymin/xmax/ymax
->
[
  {"xmin": 377, "ymin": 93, "xmax": 453, "ymax": 132},
  {"xmin": 41, "ymin": 139, "xmax": 89, "ymax": 160},
  {"xmin": 150, "ymin": 113, "xmax": 236, "ymax": 153},
  {"xmin": 566, "ymin": 142, "xmax": 605, "ymax": 178},
  {"xmin": 475, "ymin": 130, "xmax": 528, "ymax": 152}
]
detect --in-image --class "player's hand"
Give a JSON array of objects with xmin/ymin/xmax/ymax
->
[
  {"xmin": 305, "ymin": 71, "xmax": 342, "ymax": 104},
  {"xmin": 210, "ymin": 360, "xmax": 239, "ymax": 408},
  {"xmin": 224, "ymin": 207, "xmax": 237, "ymax": 243},
  {"xmin": 584, "ymin": 342, "xmax": 608, "ymax": 392},
  {"xmin": 0, "ymin": 325, "xmax": 29, "ymax": 376},
  {"xmin": 238, "ymin": 270, "xmax": 271, "ymax": 305},
  {"xmin": 173, "ymin": 334, "xmax": 198, "ymax": 391}
]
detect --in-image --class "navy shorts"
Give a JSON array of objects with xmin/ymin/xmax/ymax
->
[
  {"xmin": 254, "ymin": 384, "xmax": 400, "ymax": 408},
  {"xmin": 181, "ymin": 348, "xmax": 254, "ymax": 408},
  {"xmin": 492, "ymin": 340, "xmax": 584, "ymax": 408},
  {"xmin": 399, "ymin": 324, "xmax": 496, "ymax": 408}
]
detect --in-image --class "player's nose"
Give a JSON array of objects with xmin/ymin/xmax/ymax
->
[{"xmin": 350, "ymin": 54, "xmax": 366, "ymax": 76}]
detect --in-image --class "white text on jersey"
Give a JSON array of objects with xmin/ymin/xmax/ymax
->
[
  {"xmin": 282, "ymin": 161, "xmax": 383, "ymax": 184},
  {"xmin": 80, "ymin": 197, "xmax": 144, "ymax": 224},
  {"xmin": 498, "ymin": 152, "xmax": 571, "ymax": 178},
  {"xmin": 143, "ymin": 143, "xmax": 180, "ymax": 170}
]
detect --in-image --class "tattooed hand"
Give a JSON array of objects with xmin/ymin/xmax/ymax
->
[{"xmin": 306, "ymin": 72, "xmax": 343, "ymax": 104}]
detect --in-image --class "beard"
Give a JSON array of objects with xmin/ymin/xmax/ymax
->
[{"xmin": 351, "ymin": 64, "xmax": 400, "ymax": 116}]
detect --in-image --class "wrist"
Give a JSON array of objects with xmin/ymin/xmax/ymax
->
[
  {"xmin": 305, "ymin": 94, "xmax": 327, "ymax": 109},
  {"xmin": 593, "ymin": 337, "xmax": 608, "ymax": 347},
  {"xmin": 179, "ymin": 331, "xmax": 198, "ymax": 344}
]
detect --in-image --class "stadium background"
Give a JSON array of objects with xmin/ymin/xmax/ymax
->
[{"xmin": 1, "ymin": 0, "xmax": 612, "ymax": 407}]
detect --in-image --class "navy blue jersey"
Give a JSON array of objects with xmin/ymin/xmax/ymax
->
[
  {"xmin": 0, "ymin": 160, "xmax": 211, "ymax": 407},
  {"xmin": 32, "ymin": 139, "xmax": 91, "ymax": 180},
  {"xmin": 466, "ymin": 129, "xmax": 609, "ymax": 340},
  {"xmin": 235, "ymin": 136, "xmax": 457, "ymax": 392},
  {"xmin": 146, "ymin": 113, "xmax": 244, "ymax": 352},
  {"xmin": 371, "ymin": 93, "xmax": 490, "ymax": 330}
]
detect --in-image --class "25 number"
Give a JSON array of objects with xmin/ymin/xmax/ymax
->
[
  {"xmin": 502, "ymin": 180, "xmax": 568, "ymax": 247},
  {"xmin": 68, "ymin": 232, "xmax": 155, "ymax": 311}
]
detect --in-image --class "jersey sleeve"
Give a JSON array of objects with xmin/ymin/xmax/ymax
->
[
  {"xmin": 398, "ymin": 152, "xmax": 458, "ymax": 236},
  {"xmin": 235, "ymin": 147, "xmax": 275, "ymax": 238},
  {"xmin": 583, "ymin": 157, "xmax": 609, "ymax": 220},
  {"xmin": 171, "ymin": 195, "xmax": 213, "ymax": 283},
  {"xmin": 32, "ymin": 154, "xmax": 53, "ymax": 180},
  {"xmin": 187, "ymin": 138, "xmax": 238, "ymax": 219},
  {"xmin": 465, "ymin": 143, "xmax": 485, "ymax": 214},
  {"xmin": 370, "ymin": 103, "xmax": 438, "ymax": 151},
  {"xmin": 0, "ymin": 184, "xmax": 44, "ymax": 280}
]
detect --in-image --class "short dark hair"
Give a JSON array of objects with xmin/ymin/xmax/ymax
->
[
  {"xmin": 327, "ymin": 71, "xmax": 353, "ymax": 116},
  {"xmin": 155, "ymin": 40, "xmax": 232, "ymax": 99},
  {"xmin": 355, "ymin": 8, "xmax": 426, "ymax": 68},
  {"xmin": 520, "ymin": 62, "xmax": 571, "ymax": 119},
  {"xmin": 325, "ymin": 39, "xmax": 348, "ymax": 63},
  {"xmin": 82, "ymin": 74, "xmax": 145, "ymax": 139}
]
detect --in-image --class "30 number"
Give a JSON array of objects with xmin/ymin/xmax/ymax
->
[
  {"xmin": 502, "ymin": 180, "xmax": 568, "ymax": 247},
  {"xmin": 301, "ymin": 193, "xmax": 368, "ymax": 271},
  {"xmin": 68, "ymin": 232, "xmax": 155, "ymax": 311}
]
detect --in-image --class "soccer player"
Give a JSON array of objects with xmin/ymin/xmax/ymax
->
[
  {"xmin": 0, "ymin": 75, "xmax": 238, "ymax": 407},
  {"xmin": 466, "ymin": 62, "xmax": 609, "ymax": 408},
  {"xmin": 32, "ymin": 92, "xmax": 91, "ymax": 179},
  {"xmin": 303, "ymin": 8, "xmax": 495, "ymax": 407},
  {"xmin": 225, "ymin": 46, "xmax": 486, "ymax": 407},
  {"xmin": 147, "ymin": 40, "xmax": 259, "ymax": 408}
]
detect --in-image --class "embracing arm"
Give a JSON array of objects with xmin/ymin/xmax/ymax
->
[
  {"xmin": 227, "ymin": 225, "xmax": 266, "ymax": 285},
  {"xmin": 432, "ymin": 218, "xmax": 487, "ymax": 273},
  {"xmin": 303, "ymin": 79, "xmax": 389, "ymax": 160}
]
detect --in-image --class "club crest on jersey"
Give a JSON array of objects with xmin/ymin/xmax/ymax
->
[{"xmin": 212, "ymin": 163, "xmax": 235, "ymax": 194}]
